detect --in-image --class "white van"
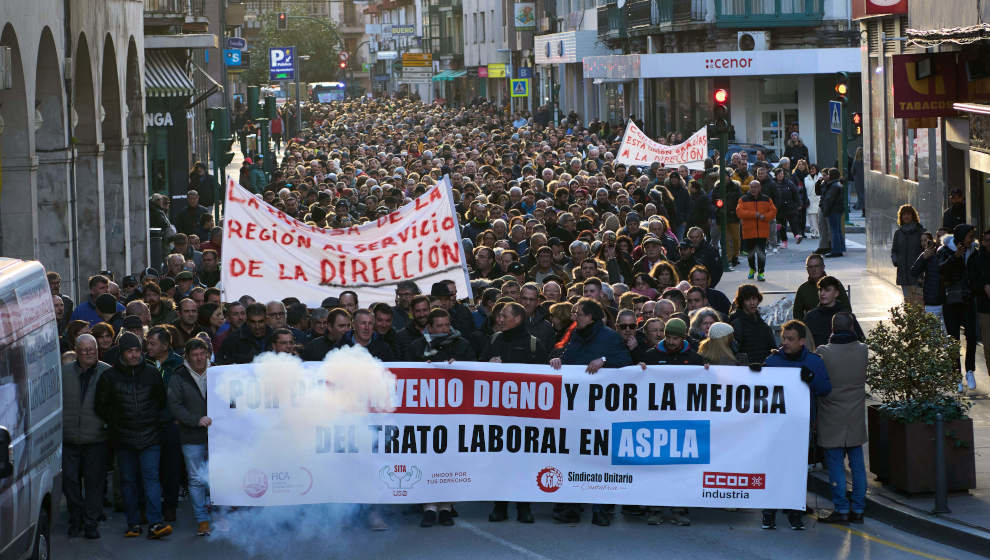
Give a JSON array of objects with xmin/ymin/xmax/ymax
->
[{"xmin": 0, "ymin": 259, "xmax": 62, "ymax": 559}]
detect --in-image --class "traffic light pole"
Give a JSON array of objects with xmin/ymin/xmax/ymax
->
[
  {"xmin": 838, "ymin": 100, "xmax": 851, "ymax": 226},
  {"xmin": 717, "ymin": 133, "xmax": 729, "ymax": 272}
]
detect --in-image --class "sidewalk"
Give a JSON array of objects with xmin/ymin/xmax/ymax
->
[{"xmin": 811, "ymin": 234, "xmax": 990, "ymax": 555}]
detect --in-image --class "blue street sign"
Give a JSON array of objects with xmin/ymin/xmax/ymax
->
[
  {"xmin": 269, "ymin": 46, "xmax": 296, "ymax": 81},
  {"xmin": 829, "ymin": 100, "xmax": 842, "ymax": 134},
  {"xmin": 226, "ymin": 37, "xmax": 247, "ymax": 50},
  {"xmin": 518, "ymin": 67, "xmax": 532, "ymax": 79},
  {"xmin": 224, "ymin": 49, "xmax": 242, "ymax": 67}
]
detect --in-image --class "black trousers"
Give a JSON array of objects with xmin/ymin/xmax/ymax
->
[
  {"xmin": 944, "ymin": 302, "xmax": 978, "ymax": 372},
  {"xmin": 63, "ymin": 441, "xmax": 107, "ymax": 530},
  {"xmin": 159, "ymin": 422, "xmax": 183, "ymax": 509},
  {"xmin": 743, "ymin": 238, "xmax": 767, "ymax": 273}
]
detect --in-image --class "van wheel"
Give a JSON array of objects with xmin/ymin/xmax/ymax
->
[{"xmin": 31, "ymin": 507, "xmax": 50, "ymax": 560}]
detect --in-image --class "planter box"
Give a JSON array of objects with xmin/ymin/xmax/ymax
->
[{"xmin": 868, "ymin": 405, "xmax": 976, "ymax": 494}]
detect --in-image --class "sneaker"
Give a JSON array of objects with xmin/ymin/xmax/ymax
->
[
  {"xmin": 819, "ymin": 511, "xmax": 848, "ymax": 524},
  {"xmin": 147, "ymin": 522, "xmax": 172, "ymax": 539},
  {"xmin": 772, "ymin": 247, "xmax": 779, "ymax": 254},
  {"xmin": 748, "ymin": 269, "xmax": 756, "ymax": 279},
  {"xmin": 420, "ymin": 510, "xmax": 437, "ymax": 527},
  {"xmin": 848, "ymin": 512, "xmax": 864, "ymax": 524},
  {"xmin": 966, "ymin": 370, "xmax": 977, "ymax": 390},
  {"xmin": 646, "ymin": 510, "xmax": 663, "ymax": 525},
  {"xmin": 787, "ymin": 512, "xmax": 805, "ymax": 530},
  {"xmin": 124, "ymin": 525, "xmax": 142, "ymax": 538},
  {"xmin": 757, "ymin": 273, "xmax": 766, "ymax": 282},
  {"xmin": 196, "ymin": 521, "xmax": 211, "ymax": 536},
  {"xmin": 438, "ymin": 510, "xmax": 454, "ymax": 526},
  {"xmin": 781, "ymin": 241, "xmax": 788, "ymax": 249},
  {"xmin": 796, "ymin": 235, "xmax": 803, "ymax": 244},
  {"xmin": 516, "ymin": 503, "xmax": 534, "ymax": 524},
  {"xmin": 552, "ymin": 509, "xmax": 580, "ymax": 524},
  {"xmin": 761, "ymin": 511, "xmax": 776, "ymax": 530}
]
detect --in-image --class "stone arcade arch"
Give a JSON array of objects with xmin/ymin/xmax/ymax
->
[
  {"xmin": 72, "ymin": 31, "xmax": 106, "ymax": 283},
  {"xmin": 35, "ymin": 26, "xmax": 72, "ymax": 291},
  {"xmin": 0, "ymin": 24, "xmax": 34, "ymax": 261},
  {"xmin": 125, "ymin": 36, "xmax": 148, "ymax": 273},
  {"xmin": 101, "ymin": 33, "xmax": 129, "ymax": 276}
]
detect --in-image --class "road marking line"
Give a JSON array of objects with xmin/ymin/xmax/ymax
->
[
  {"xmin": 457, "ymin": 519, "xmax": 556, "ymax": 560},
  {"xmin": 828, "ymin": 524, "xmax": 951, "ymax": 560},
  {"xmin": 846, "ymin": 239, "xmax": 865, "ymax": 249}
]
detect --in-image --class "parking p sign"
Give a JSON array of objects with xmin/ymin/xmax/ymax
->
[{"xmin": 269, "ymin": 46, "xmax": 295, "ymax": 81}]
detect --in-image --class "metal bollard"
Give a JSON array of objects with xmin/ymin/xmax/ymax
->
[{"xmin": 933, "ymin": 412, "xmax": 951, "ymax": 513}]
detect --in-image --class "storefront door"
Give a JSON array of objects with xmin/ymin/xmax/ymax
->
[{"xmin": 760, "ymin": 107, "xmax": 798, "ymax": 158}]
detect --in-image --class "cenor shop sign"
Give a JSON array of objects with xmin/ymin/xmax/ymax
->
[
  {"xmin": 145, "ymin": 111, "xmax": 175, "ymax": 127},
  {"xmin": 638, "ymin": 48, "xmax": 860, "ymax": 78}
]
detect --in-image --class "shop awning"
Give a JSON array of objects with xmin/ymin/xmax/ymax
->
[
  {"xmin": 145, "ymin": 51, "xmax": 195, "ymax": 98},
  {"xmin": 431, "ymin": 69, "xmax": 467, "ymax": 81}
]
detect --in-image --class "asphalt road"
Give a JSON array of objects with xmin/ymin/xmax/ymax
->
[{"xmin": 52, "ymin": 496, "xmax": 984, "ymax": 560}]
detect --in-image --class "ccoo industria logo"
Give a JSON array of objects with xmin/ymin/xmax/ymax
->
[{"xmin": 380, "ymin": 464, "xmax": 423, "ymax": 496}]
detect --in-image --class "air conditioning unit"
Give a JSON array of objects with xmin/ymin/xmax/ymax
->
[{"xmin": 738, "ymin": 31, "xmax": 769, "ymax": 51}]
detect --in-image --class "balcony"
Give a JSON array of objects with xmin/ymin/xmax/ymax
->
[
  {"xmin": 597, "ymin": 2, "xmax": 627, "ymax": 40},
  {"xmin": 144, "ymin": 0, "xmax": 208, "ymax": 30},
  {"xmin": 654, "ymin": 0, "xmax": 707, "ymax": 25},
  {"xmin": 428, "ymin": 0, "xmax": 461, "ymax": 13},
  {"xmin": 426, "ymin": 36, "xmax": 463, "ymax": 57},
  {"xmin": 627, "ymin": 0, "xmax": 652, "ymax": 31},
  {"xmin": 714, "ymin": 0, "xmax": 823, "ymax": 28}
]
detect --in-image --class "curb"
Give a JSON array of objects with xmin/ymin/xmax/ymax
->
[{"xmin": 808, "ymin": 472, "xmax": 990, "ymax": 556}]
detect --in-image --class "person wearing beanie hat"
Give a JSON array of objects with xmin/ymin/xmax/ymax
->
[
  {"xmin": 95, "ymin": 331, "xmax": 173, "ymax": 539},
  {"xmin": 637, "ymin": 316, "xmax": 701, "ymax": 527},
  {"xmin": 698, "ymin": 322, "xmax": 746, "ymax": 366}
]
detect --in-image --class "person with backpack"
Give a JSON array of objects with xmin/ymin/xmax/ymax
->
[{"xmin": 480, "ymin": 302, "xmax": 549, "ymax": 524}]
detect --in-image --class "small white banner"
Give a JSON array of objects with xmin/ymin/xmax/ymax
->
[
  {"xmin": 208, "ymin": 359, "xmax": 810, "ymax": 509},
  {"xmin": 615, "ymin": 121, "xmax": 708, "ymax": 170},
  {"xmin": 219, "ymin": 176, "xmax": 471, "ymax": 308}
]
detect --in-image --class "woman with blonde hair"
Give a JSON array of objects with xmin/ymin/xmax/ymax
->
[{"xmin": 698, "ymin": 322, "xmax": 745, "ymax": 365}]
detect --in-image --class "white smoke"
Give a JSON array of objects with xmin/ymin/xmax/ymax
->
[{"xmin": 207, "ymin": 346, "xmax": 396, "ymax": 550}]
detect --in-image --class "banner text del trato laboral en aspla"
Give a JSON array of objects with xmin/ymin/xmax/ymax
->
[{"xmin": 208, "ymin": 361, "xmax": 810, "ymax": 510}]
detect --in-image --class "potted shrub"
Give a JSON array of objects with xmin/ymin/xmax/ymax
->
[{"xmin": 866, "ymin": 303, "xmax": 975, "ymax": 494}]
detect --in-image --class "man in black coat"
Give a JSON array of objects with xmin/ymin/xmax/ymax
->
[
  {"xmin": 94, "ymin": 332, "xmax": 173, "ymax": 539},
  {"xmin": 405, "ymin": 308, "xmax": 476, "ymax": 363},
  {"xmin": 340, "ymin": 309, "xmax": 395, "ymax": 361},
  {"xmin": 175, "ymin": 190, "xmax": 209, "ymax": 236},
  {"xmin": 301, "ymin": 308, "xmax": 351, "ymax": 361},
  {"xmin": 519, "ymin": 283, "xmax": 555, "ymax": 342},
  {"xmin": 219, "ymin": 303, "xmax": 272, "ymax": 364},
  {"xmin": 395, "ymin": 295, "xmax": 432, "ymax": 348}
]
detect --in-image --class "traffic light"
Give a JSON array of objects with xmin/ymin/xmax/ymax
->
[
  {"xmin": 207, "ymin": 107, "xmax": 235, "ymax": 168},
  {"xmin": 834, "ymin": 72, "xmax": 849, "ymax": 103},
  {"xmin": 264, "ymin": 96, "xmax": 276, "ymax": 120},
  {"xmin": 217, "ymin": 137, "xmax": 236, "ymax": 168},
  {"xmin": 712, "ymin": 88, "xmax": 729, "ymax": 131},
  {"xmin": 339, "ymin": 60, "xmax": 347, "ymax": 70},
  {"xmin": 851, "ymin": 112, "xmax": 863, "ymax": 136},
  {"xmin": 246, "ymin": 86, "xmax": 260, "ymax": 120},
  {"xmin": 714, "ymin": 198, "xmax": 724, "ymax": 209},
  {"xmin": 277, "ymin": 12, "xmax": 288, "ymax": 30}
]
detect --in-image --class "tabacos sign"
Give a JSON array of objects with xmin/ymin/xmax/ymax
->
[{"xmin": 145, "ymin": 111, "xmax": 175, "ymax": 127}]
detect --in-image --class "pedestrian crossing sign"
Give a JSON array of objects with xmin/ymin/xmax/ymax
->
[{"xmin": 511, "ymin": 78, "xmax": 530, "ymax": 98}]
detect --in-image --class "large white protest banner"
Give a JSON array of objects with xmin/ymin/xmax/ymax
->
[
  {"xmin": 208, "ymin": 359, "xmax": 810, "ymax": 510},
  {"xmin": 220, "ymin": 176, "xmax": 471, "ymax": 307},
  {"xmin": 615, "ymin": 121, "xmax": 708, "ymax": 170}
]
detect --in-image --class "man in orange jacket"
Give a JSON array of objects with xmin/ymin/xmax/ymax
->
[{"xmin": 735, "ymin": 180, "xmax": 777, "ymax": 282}]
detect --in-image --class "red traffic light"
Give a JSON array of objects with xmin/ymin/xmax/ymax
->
[
  {"xmin": 277, "ymin": 12, "xmax": 288, "ymax": 29},
  {"xmin": 339, "ymin": 61, "xmax": 347, "ymax": 69},
  {"xmin": 713, "ymin": 89, "xmax": 728, "ymax": 104},
  {"xmin": 715, "ymin": 199, "xmax": 724, "ymax": 209}
]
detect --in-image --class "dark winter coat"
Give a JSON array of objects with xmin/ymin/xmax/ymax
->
[
  {"xmin": 968, "ymin": 247, "xmax": 990, "ymax": 313},
  {"xmin": 936, "ymin": 237, "xmax": 972, "ymax": 304},
  {"xmin": 820, "ymin": 179, "xmax": 845, "ymax": 217},
  {"xmin": 167, "ymin": 363, "xmax": 208, "ymax": 445},
  {"xmin": 340, "ymin": 331, "xmax": 396, "ymax": 361},
  {"xmin": 560, "ymin": 321, "xmax": 632, "ymax": 367},
  {"xmin": 301, "ymin": 334, "xmax": 343, "ymax": 361},
  {"xmin": 764, "ymin": 346, "xmax": 832, "ymax": 420},
  {"xmin": 62, "ymin": 360, "xmax": 111, "ymax": 445},
  {"xmin": 95, "ymin": 357, "xmax": 167, "ymax": 450},
  {"xmin": 774, "ymin": 176, "xmax": 800, "ymax": 218},
  {"xmin": 219, "ymin": 323, "xmax": 272, "ymax": 364},
  {"xmin": 910, "ymin": 250, "xmax": 944, "ymax": 306},
  {"xmin": 480, "ymin": 324, "xmax": 550, "ymax": 364},
  {"xmin": 891, "ymin": 221, "xmax": 924, "ymax": 286},
  {"xmin": 729, "ymin": 310, "xmax": 776, "ymax": 364},
  {"xmin": 802, "ymin": 305, "xmax": 864, "ymax": 348},
  {"xmin": 641, "ymin": 339, "xmax": 705, "ymax": 366}
]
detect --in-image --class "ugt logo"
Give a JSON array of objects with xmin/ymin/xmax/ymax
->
[{"xmin": 379, "ymin": 464, "xmax": 422, "ymax": 496}]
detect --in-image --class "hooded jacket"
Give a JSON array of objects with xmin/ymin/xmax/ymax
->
[{"xmin": 641, "ymin": 339, "xmax": 704, "ymax": 366}]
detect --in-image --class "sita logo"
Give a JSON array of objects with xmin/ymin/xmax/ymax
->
[
  {"xmin": 536, "ymin": 466, "xmax": 563, "ymax": 493},
  {"xmin": 242, "ymin": 469, "xmax": 268, "ymax": 498},
  {"xmin": 380, "ymin": 464, "xmax": 422, "ymax": 496}
]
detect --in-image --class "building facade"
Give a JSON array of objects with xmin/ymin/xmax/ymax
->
[
  {"xmin": 856, "ymin": 0, "xmax": 990, "ymax": 282},
  {"xmin": 580, "ymin": 0, "xmax": 860, "ymax": 167},
  {"xmin": 0, "ymin": 0, "xmax": 147, "ymax": 299}
]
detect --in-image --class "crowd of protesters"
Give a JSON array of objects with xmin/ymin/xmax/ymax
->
[{"xmin": 55, "ymin": 96, "xmax": 933, "ymax": 541}]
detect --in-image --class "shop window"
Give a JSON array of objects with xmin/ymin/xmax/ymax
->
[
  {"xmin": 869, "ymin": 57, "xmax": 883, "ymax": 171},
  {"xmin": 884, "ymin": 57, "xmax": 900, "ymax": 176},
  {"xmin": 759, "ymin": 77, "xmax": 798, "ymax": 105}
]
